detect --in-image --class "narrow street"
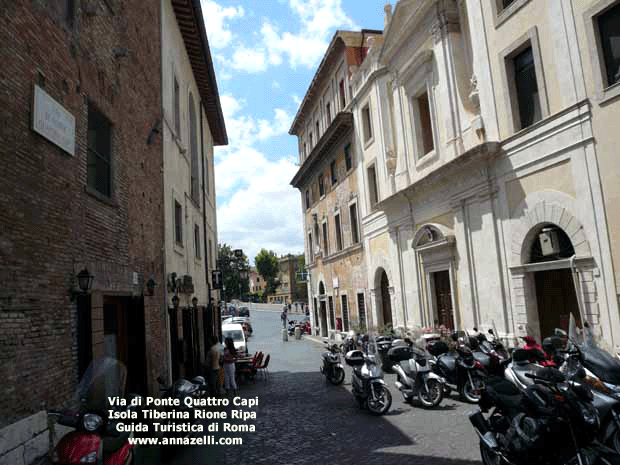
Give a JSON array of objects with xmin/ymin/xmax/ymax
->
[{"xmin": 158, "ymin": 303, "xmax": 483, "ymax": 465}]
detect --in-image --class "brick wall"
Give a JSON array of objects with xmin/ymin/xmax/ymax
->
[{"xmin": 0, "ymin": 0, "xmax": 166, "ymax": 460}]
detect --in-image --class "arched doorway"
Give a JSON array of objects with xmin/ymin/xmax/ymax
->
[
  {"xmin": 378, "ymin": 269, "xmax": 393, "ymax": 328},
  {"xmin": 528, "ymin": 224, "xmax": 581, "ymax": 337},
  {"xmin": 318, "ymin": 281, "xmax": 328, "ymax": 337}
]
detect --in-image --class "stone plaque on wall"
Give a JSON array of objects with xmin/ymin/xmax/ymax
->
[{"xmin": 32, "ymin": 85, "xmax": 76, "ymax": 155}]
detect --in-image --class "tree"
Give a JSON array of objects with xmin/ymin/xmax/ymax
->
[
  {"xmin": 254, "ymin": 249, "xmax": 279, "ymax": 296},
  {"xmin": 217, "ymin": 243, "xmax": 249, "ymax": 302}
]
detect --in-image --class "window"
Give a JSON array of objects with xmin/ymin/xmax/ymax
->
[
  {"xmin": 303, "ymin": 142, "xmax": 307, "ymax": 159},
  {"xmin": 174, "ymin": 201, "xmax": 183, "ymax": 244},
  {"xmin": 328, "ymin": 296, "xmax": 335, "ymax": 329},
  {"xmin": 194, "ymin": 225, "xmax": 200, "ymax": 258},
  {"xmin": 349, "ymin": 203, "xmax": 359, "ymax": 244},
  {"xmin": 322, "ymin": 221, "xmax": 329, "ymax": 255},
  {"xmin": 344, "ymin": 143, "xmax": 352, "ymax": 171},
  {"xmin": 339, "ymin": 79, "xmax": 346, "ymax": 109},
  {"xmin": 316, "ymin": 120, "xmax": 320, "ymax": 139},
  {"xmin": 367, "ymin": 165, "xmax": 379, "ymax": 207},
  {"xmin": 597, "ymin": 3, "xmax": 620, "ymax": 87},
  {"xmin": 357, "ymin": 293, "xmax": 366, "ymax": 330},
  {"xmin": 305, "ymin": 190, "xmax": 310, "ymax": 210},
  {"xmin": 209, "ymin": 239, "xmax": 213, "ymax": 267},
  {"xmin": 502, "ymin": 0, "xmax": 515, "ymax": 7},
  {"xmin": 362, "ymin": 104, "xmax": 372, "ymax": 142},
  {"xmin": 326, "ymin": 102, "xmax": 332, "ymax": 123},
  {"xmin": 87, "ymin": 103, "xmax": 112, "ymax": 197},
  {"xmin": 335, "ymin": 213, "xmax": 343, "ymax": 251},
  {"xmin": 502, "ymin": 30, "xmax": 548, "ymax": 132},
  {"xmin": 341, "ymin": 295, "xmax": 349, "ymax": 331},
  {"xmin": 417, "ymin": 92, "xmax": 434, "ymax": 155},
  {"xmin": 318, "ymin": 175, "xmax": 325, "ymax": 197},
  {"xmin": 309, "ymin": 131, "xmax": 313, "ymax": 146},
  {"xmin": 189, "ymin": 95, "xmax": 199, "ymax": 202},
  {"xmin": 308, "ymin": 232, "xmax": 313, "ymax": 258},
  {"xmin": 173, "ymin": 76, "xmax": 180, "ymax": 136},
  {"xmin": 512, "ymin": 46, "xmax": 541, "ymax": 129},
  {"xmin": 330, "ymin": 160, "xmax": 337, "ymax": 185}
]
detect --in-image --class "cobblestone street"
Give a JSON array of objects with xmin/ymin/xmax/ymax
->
[{"xmin": 159, "ymin": 305, "xmax": 483, "ymax": 465}]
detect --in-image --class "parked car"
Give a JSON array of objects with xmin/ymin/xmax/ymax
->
[
  {"xmin": 238, "ymin": 306, "xmax": 250, "ymax": 317},
  {"xmin": 221, "ymin": 323, "xmax": 247, "ymax": 355},
  {"xmin": 223, "ymin": 316, "xmax": 253, "ymax": 337}
]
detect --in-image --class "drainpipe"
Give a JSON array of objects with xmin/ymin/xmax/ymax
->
[
  {"xmin": 569, "ymin": 254, "xmax": 587, "ymax": 334},
  {"xmin": 199, "ymin": 100, "xmax": 214, "ymax": 341}
]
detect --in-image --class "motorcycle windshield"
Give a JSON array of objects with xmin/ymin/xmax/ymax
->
[{"xmin": 66, "ymin": 356, "xmax": 127, "ymax": 413}]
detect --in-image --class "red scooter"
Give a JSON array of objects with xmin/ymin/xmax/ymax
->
[{"xmin": 49, "ymin": 356, "xmax": 137, "ymax": 464}]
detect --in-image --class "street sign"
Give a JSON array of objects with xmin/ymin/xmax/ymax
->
[{"xmin": 211, "ymin": 269, "xmax": 222, "ymax": 289}]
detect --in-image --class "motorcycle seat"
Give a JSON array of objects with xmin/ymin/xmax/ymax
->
[
  {"xmin": 511, "ymin": 362, "xmax": 545, "ymax": 387},
  {"xmin": 437, "ymin": 353, "xmax": 456, "ymax": 372},
  {"xmin": 485, "ymin": 377, "xmax": 523, "ymax": 412}
]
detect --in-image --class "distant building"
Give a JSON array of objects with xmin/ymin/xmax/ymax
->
[
  {"xmin": 290, "ymin": 31, "xmax": 382, "ymax": 335},
  {"xmin": 268, "ymin": 255, "xmax": 308, "ymax": 306}
]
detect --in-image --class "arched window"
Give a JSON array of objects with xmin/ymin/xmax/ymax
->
[{"xmin": 189, "ymin": 93, "xmax": 199, "ymax": 202}]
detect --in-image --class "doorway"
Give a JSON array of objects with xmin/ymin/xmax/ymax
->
[
  {"xmin": 380, "ymin": 270, "xmax": 392, "ymax": 328},
  {"xmin": 319, "ymin": 300, "xmax": 328, "ymax": 336},
  {"xmin": 534, "ymin": 269, "xmax": 580, "ymax": 338},
  {"xmin": 432, "ymin": 270, "xmax": 454, "ymax": 331}
]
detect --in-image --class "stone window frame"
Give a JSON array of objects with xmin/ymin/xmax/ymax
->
[
  {"xmin": 583, "ymin": 0, "xmax": 620, "ymax": 104},
  {"xmin": 322, "ymin": 218, "xmax": 329, "ymax": 257},
  {"xmin": 333, "ymin": 208, "xmax": 343, "ymax": 252},
  {"xmin": 348, "ymin": 199, "xmax": 360, "ymax": 245},
  {"xmin": 490, "ymin": 0, "xmax": 532, "ymax": 28},
  {"xmin": 361, "ymin": 100, "xmax": 374, "ymax": 148},
  {"xmin": 499, "ymin": 27, "xmax": 549, "ymax": 134},
  {"xmin": 367, "ymin": 162, "xmax": 379, "ymax": 210}
]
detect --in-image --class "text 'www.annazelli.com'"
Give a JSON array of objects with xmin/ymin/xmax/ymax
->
[{"xmin": 128, "ymin": 436, "xmax": 243, "ymax": 446}]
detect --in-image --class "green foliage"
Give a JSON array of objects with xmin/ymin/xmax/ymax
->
[
  {"xmin": 217, "ymin": 243, "xmax": 249, "ymax": 301},
  {"xmin": 254, "ymin": 249, "xmax": 279, "ymax": 295}
]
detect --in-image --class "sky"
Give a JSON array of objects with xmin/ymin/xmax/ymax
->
[{"xmin": 204, "ymin": 0, "xmax": 386, "ymax": 264}]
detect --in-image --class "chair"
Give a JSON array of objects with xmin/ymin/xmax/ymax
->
[
  {"xmin": 257, "ymin": 354, "xmax": 270, "ymax": 380},
  {"xmin": 236, "ymin": 352, "xmax": 263, "ymax": 385}
]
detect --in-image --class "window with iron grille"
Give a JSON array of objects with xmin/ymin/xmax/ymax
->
[
  {"xmin": 357, "ymin": 293, "xmax": 366, "ymax": 330},
  {"xmin": 87, "ymin": 103, "xmax": 112, "ymax": 197},
  {"xmin": 175, "ymin": 201, "xmax": 182, "ymax": 244},
  {"xmin": 341, "ymin": 295, "xmax": 349, "ymax": 331}
]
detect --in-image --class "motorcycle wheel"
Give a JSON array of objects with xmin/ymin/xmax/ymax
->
[
  {"xmin": 418, "ymin": 378, "xmax": 443, "ymax": 408},
  {"xmin": 328, "ymin": 367, "xmax": 345, "ymax": 385},
  {"xmin": 367, "ymin": 385, "xmax": 392, "ymax": 415},
  {"xmin": 479, "ymin": 440, "xmax": 503, "ymax": 465},
  {"xmin": 460, "ymin": 376, "xmax": 484, "ymax": 403}
]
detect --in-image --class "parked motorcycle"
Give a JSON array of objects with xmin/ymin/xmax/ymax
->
[
  {"xmin": 157, "ymin": 375, "xmax": 208, "ymax": 462},
  {"xmin": 474, "ymin": 332, "xmax": 511, "ymax": 376},
  {"xmin": 389, "ymin": 341, "xmax": 445, "ymax": 408},
  {"xmin": 428, "ymin": 339, "xmax": 486, "ymax": 403},
  {"xmin": 469, "ymin": 366, "xmax": 619, "ymax": 465},
  {"xmin": 320, "ymin": 342, "xmax": 345, "ymax": 385},
  {"xmin": 49, "ymin": 356, "xmax": 137, "ymax": 465},
  {"xmin": 345, "ymin": 348, "xmax": 392, "ymax": 415},
  {"xmin": 504, "ymin": 347, "xmax": 620, "ymax": 457}
]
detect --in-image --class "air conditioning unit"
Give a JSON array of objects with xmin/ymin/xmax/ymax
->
[{"xmin": 539, "ymin": 228, "xmax": 560, "ymax": 256}]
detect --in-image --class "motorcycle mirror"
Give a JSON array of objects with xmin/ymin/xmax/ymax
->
[{"xmin": 488, "ymin": 329, "xmax": 494, "ymax": 335}]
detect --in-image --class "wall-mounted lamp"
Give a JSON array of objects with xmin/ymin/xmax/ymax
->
[
  {"xmin": 77, "ymin": 268, "xmax": 94, "ymax": 293},
  {"xmin": 146, "ymin": 278, "xmax": 156, "ymax": 296}
]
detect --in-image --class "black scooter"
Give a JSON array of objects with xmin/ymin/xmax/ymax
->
[
  {"xmin": 429, "ymin": 339, "xmax": 486, "ymax": 403},
  {"xmin": 320, "ymin": 342, "xmax": 345, "ymax": 385}
]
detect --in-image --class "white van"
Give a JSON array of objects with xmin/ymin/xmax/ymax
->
[{"xmin": 221, "ymin": 323, "xmax": 247, "ymax": 355}]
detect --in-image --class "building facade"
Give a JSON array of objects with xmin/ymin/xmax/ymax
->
[
  {"xmin": 267, "ymin": 254, "xmax": 308, "ymax": 306},
  {"xmin": 342, "ymin": 0, "xmax": 620, "ymax": 349},
  {"xmin": 161, "ymin": 0, "xmax": 227, "ymax": 381},
  {"xmin": 0, "ymin": 0, "xmax": 166, "ymax": 462},
  {"xmin": 290, "ymin": 31, "xmax": 383, "ymax": 336}
]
